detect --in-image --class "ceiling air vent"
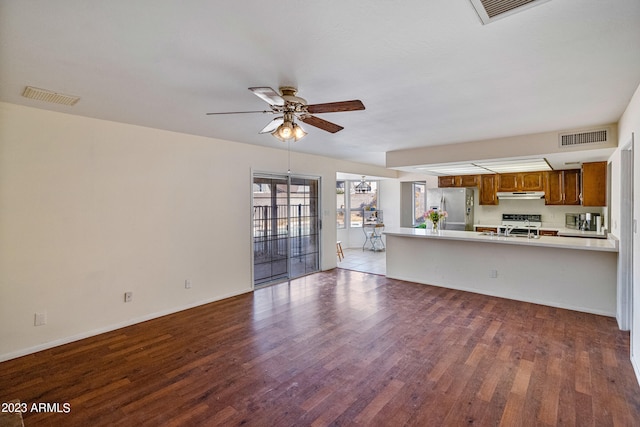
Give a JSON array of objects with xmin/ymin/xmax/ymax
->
[
  {"xmin": 22, "ymin": 86, "xmax": 80, "ymax": 106},
  {"xmin": 558, "ymin": 128, "xmax": 609, "ymax": 148},
  {"xmin": 469, "ymin": 0, "xmax": 552, "ymax": 24}
]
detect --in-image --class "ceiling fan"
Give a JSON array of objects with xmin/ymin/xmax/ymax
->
[{"xmin": 206, "ymin": 86, "xmax": 365, "ymax": 141}]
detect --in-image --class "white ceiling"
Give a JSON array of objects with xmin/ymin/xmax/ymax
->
[{"xmin": 1, "ymin": 1, "xmax": 639, "ymax": 169}]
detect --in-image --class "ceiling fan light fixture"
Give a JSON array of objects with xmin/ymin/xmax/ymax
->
[
  {"xmin": 271, "ymin": 113, "xmax": 307, "ymax": 142},
  {"xmin": 271, "ymin": 119, "xmax": 293, "ymax": 141},
  {"xmin": 292, "ymin": 123, "xmax": 307, "ymax": 141}
]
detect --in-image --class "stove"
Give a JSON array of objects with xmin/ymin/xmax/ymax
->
[{"xmin": 499, "ymin": 214, "xmax": 542, "ymax": 236}]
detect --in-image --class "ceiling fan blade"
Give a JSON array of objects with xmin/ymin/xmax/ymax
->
[
  {"xmin": 259, "ymin": 117, "xmax": 284, "ymax": 134},
  {"xmin": 306, "ymin": 100, "xmax": 365, "ymax": 114},
  {"xmin": 300, "ymin": 115, "xmax": 344, "ymax": 133},
  {"xmin": 206, "ymin": 110, "xmax": 270, "ymax": 115},
  {"xmin": 249, "ymin": 87, "xmax": 285, "ymax": 106}
]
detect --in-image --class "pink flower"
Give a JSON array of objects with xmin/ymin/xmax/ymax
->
[{"xmin": 424, "ymin": 209, "xmax": 447, "ymax": 223}]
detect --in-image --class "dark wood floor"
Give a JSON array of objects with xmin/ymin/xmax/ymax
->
[{"xmin": 1, "ymin": 269, "xmax": 639, "ymax": 426}]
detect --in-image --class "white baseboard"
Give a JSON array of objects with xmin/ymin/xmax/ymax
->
[
  {"xmin": 0, "ymin": 288, "xmax": 253, "ymax": 363},
  {"xmin": 632, "ymin": 354, "xmax": 640, "ymax": 388}
]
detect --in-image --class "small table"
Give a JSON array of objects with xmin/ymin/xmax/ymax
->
[{"xmin": 363, "ymin": 223, "xmax": 385, "ymax": 251}]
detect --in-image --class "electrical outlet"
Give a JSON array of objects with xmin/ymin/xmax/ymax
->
[
  {"xmin": 185, "ymin": 279, "xmax": 192, "ymax": 289},
  {"xmin": 489, "ymin": 269, "xmax": 498, "ymax": 278},
  {"xmin": 124, "ymin": 291, "xmax": 133, "ymax": 303},
  {"xmin": 34, "ymin": 311, "xmax": 47, "ymax": 326}
]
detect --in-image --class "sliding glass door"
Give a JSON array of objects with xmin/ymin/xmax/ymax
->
[
  {"xmin": 288, "ymin": 177, "xmax": 320, "ymax": 278},
  {"xmin": 252, "ymin": 174, "xmax": 320, "ymax": 287}
]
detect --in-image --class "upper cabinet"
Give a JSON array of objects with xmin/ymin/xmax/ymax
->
[
  {"xmin": 497, "ymin": 172, "xmax": 544, "ymax": 192},
  {"xmin": 438, "ymin": 176, "xmax": 458, "ymax": 187},
  {"xmin": 437, "ymin": 163, "xmax": 606, "ymax": 207},
  {"xmin": 479, "ymin": 174, "xmax": 498, "ymax": 205},
  {"xmin": 459, "ymin": 175, "xmax": 479, "ymax": 187},
  {"xmin": 581, "ymin": 161, "xmax": 607, "ymax": 206},
  {"xmin": 545, "ymin": 170, "xmax": 580, "ymax": 205},
  {"xmin": 438, "ymin": 175, "xmax": 478, "ymax": 188}
]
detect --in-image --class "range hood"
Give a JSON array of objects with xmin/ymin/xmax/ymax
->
[{"xmin": 496, "ymin": 191, "xmax": 545, "ymax": 200}]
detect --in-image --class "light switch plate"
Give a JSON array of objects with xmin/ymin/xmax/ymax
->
[{"xmin": 34, "ymin": 312, "xmax": 47, "ymax": 326}]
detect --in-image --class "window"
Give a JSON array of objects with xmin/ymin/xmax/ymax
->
[
  {"xmin": 413, "ymin": 182, "xmax": 426, "ymax": 225},
  {"xmin": 336, "ymin": 181, "xmax": 346, "ymax": 229},
  {"xmin": 349, "ymin": 180, "xmax": 377, "ymax": 227},
  {"xmin": 336, "ymin": 178, "xmax": 379, "ymax": 228}
]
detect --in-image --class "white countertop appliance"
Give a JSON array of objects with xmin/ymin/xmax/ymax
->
[{"xmin": 499, "ymin": 213, "xmax": 542, "ymax": 237}]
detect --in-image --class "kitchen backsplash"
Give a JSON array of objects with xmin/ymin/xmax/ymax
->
[{"xmin": 471, "ymin": 189, "xmax": 605, "ymax": 228}]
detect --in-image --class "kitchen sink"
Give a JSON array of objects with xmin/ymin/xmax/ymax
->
[
  {"xmin": 479, "ymin": 231, "xmax": 513, "ymax": 237},
  {"xmin": 479, "ymin": 231, "xmax": 539, "ymax": 239}
]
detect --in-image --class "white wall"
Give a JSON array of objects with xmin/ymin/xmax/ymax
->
[
  {"xmin": 0, "ymin": 102, "xmax": 391, "ymax": 360},
  {"xmin": 386, "ymin": 235, "xmax": 617, "ymax": 316},
  {"xmin": 616, "ymin": 82, "xmax": 640, "ymax": 384}
]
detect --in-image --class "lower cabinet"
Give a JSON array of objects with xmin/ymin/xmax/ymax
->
[{"xmin": 476, "ymin": 226, "xmax": 498, "ymax": 233}]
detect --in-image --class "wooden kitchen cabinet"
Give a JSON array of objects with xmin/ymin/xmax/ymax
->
[
  {"xmin": 459, "ymin": 175, "xmax": 478, "ymax": 187},
  {"xmin": 545, "ymin": 169, "xmax": 580, "ymax": 205},
  {"xmin": 479, "ymin": 174, "xmax": 498, "ymax": 205},
  {"xmin": 438, "ymin": 176, "xmax": 458, "ymax": 187},
  {"xmin": 476, "ymin": 226, "xmax": 498, "ymax": 233},
  {"xmin": 438, "ymin": 175, "xmax": 479, "ymax": 188},
  {"xmin": 521, "ymin": 172, "xmax": 545, "ymax": 191},
  {"xmin": 497, "ymin": 173, "xmax": 518, "ymax": 191},
  {"xmin": 563, "ymin": 169, "xmax": 581, "ymax": 205},
  {"xmin": 581, "ymin": 161, "xmax": 607, "ymax": 206},
  {"xmin": 545, "ymin": 171, "xmax": 563, "ymax": 204},
  {"xmin": 497, "ymin": 171, "xmax": 544, "ymax": 192}
]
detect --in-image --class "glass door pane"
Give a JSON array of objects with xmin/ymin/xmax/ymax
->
[
  {"xmin": 253, "ymin": 175, "xmax": 289, "ymax": 287},
  {"xmin": 289, "ymin": 177, "xmax": 320, "ymax": 278}
]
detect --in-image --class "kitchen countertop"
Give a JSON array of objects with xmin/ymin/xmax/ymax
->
[
  {"xmin": 473, "ymin": 224, "xmax": 608, "ymax": 239},
  {"xmin": 384, "ymin": 227, "xmax": 618, "ymax": 252}
]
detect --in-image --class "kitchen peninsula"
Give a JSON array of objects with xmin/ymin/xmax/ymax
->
[{"xmin": 384, "ymin": 228, "xmax": 618, "ymax": 316}]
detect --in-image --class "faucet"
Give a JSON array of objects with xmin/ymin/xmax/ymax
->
[
  {"xmin": 524, "ymin": 219, "xmax": 531, "ymax": 238},
  {"xmin": 504, "ymin": 224, "xmax": 514, "ymax": 236}
]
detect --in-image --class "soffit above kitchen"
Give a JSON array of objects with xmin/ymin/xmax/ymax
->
[
  {"xmin": 388, "ymin": 125, "xmax": 618, "ymax": 174},
  {"xmin": 0, "ymin": 1, "xmax": 638, "ymax": 167}
]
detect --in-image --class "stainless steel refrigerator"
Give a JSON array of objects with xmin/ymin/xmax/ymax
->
[{"xmin": 425, "ymin": 188, "xmax": 474, "ymax": 231}]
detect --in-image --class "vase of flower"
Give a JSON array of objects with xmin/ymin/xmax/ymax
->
[{"xmin": 424, "ymin": 209, "xmax": 447, "ymax": 232}]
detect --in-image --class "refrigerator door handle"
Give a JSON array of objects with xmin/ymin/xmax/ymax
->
[{"xmin": 441, "ymin": 197, "xmax": 447, "ymax": 229}]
